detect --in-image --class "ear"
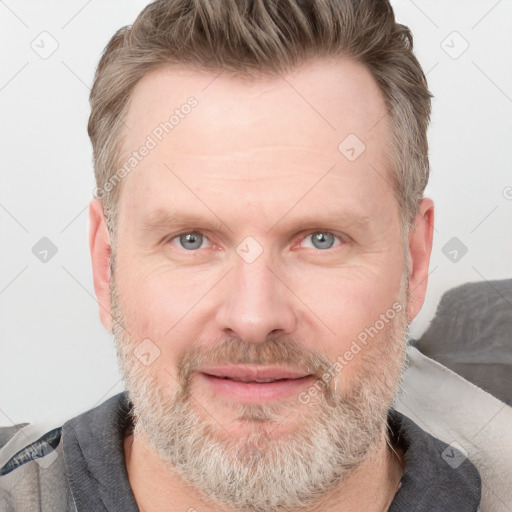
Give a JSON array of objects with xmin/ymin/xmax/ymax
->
[
  {"xmin": 406, "ymin": 198, "xmax": 434, "ymax": 323},
  {"xmin": 89, "ymin": 198, "xmax": 113, "ymax": 331}
]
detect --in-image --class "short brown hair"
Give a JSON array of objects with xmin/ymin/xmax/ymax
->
[{"xmin": 88, "ymin": 0, "xmax": 432, "ymax": 246}]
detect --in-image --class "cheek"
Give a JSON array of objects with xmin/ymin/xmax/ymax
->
[
  {"xmin": 114, "ymin": 261, "xmax": 205, "ymax": 365},
  {"xmin": 290, "ymin": 265, "xmax": 405, "ymax": 392},
  {"xmin": 295, "ymin": 264, "xmax": 403, "ymax": 341}
]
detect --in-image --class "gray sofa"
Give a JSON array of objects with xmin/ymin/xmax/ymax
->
[{"xmin": 414, "ymin": 279, "xmax": 512, "ymax": 405}]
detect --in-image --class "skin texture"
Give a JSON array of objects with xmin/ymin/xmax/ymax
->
[{"xmin": 89, "ymin": 57, "xmax": 434, "ymax": 512}]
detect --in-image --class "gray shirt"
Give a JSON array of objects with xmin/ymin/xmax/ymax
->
[{"xmin": 0, "ymin": 391, "xmax": 481, "ymax": 511}]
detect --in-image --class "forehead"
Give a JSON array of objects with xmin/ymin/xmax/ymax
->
[
  {"xmin": 117, "ymin": 57, "xmax": 395, "ymax": 229},
  {"xmin": 123, "ymin": 57, "xmax": 389, "ymax": 151}
]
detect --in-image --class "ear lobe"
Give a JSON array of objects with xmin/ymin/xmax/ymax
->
[
  {"xmin": 89, "ymin": 198, "xmax": 113, "ymax": 331},
  {"xmin": 405, "ymin": 198, "xmax": 434, "ymax": 323}
]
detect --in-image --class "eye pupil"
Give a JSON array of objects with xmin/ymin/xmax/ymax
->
[
  {"xmin": 179, "ymin": 232, "xmax": 203, "ymax": 250},
  {"xmin": 311, "ymin": 232, "xmax": 335, "ymax": 250}
]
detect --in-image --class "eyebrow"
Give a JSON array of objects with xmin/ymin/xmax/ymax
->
[
  {"xmin": 139, "ymin": 209, "xmax": 227, "ymax": 232},
  {"xmin": 269, "ymin": 209, "xmax": 371, "ymax": 232},
  {"xmin": 139, "ymin": 207, "xmax": 371, "ymax": 234}
]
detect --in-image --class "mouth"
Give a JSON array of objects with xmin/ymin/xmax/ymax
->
[{"xmin": 196, "ymin": 365, "xmax": 315, "ymax": 402}]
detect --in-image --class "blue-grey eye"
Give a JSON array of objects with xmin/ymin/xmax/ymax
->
[
  {"xmin": 308, "ymin": 232, "xmax": 337, "ymax": 250},
  {"xmin": 179, "ymin": 232, "xmax": 204, "ymax": 250}
]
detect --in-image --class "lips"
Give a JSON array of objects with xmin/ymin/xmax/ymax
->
[
  {"xmin": 196, "ymin": 366, "xmax": 315, "ymax": 402},
  {"xmin": 199, "ymin": 365, "xmax": 311, "ymax": 383}
]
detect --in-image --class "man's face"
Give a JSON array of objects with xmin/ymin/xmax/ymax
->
[{"xmin": 109, "ymin": 58, "xmax": 410, "ymax": 510}]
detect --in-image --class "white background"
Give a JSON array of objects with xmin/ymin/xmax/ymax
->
[{"xmin": 0, "ymin": 0, "xmax": 511, "ymax": 426}]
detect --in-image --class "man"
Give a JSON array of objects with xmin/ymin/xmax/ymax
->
[{"xmin": 0, "ymin": 0, "xmax": 482, "ymax": 511}]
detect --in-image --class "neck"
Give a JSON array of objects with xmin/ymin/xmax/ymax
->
[{"xmin": 124, "ymin": 429, "xmax": 403, "ymax": 512}]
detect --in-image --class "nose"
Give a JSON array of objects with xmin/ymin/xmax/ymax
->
[{"xmin": 215, "ymin": 247, "xmax": 297, "ymax": 344}]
